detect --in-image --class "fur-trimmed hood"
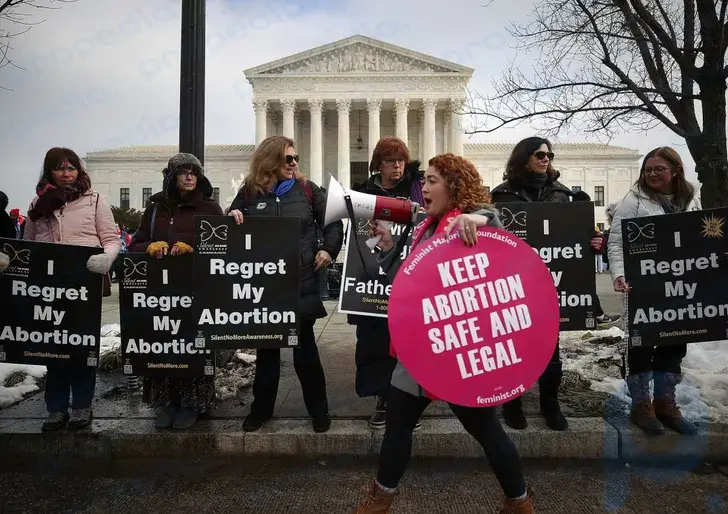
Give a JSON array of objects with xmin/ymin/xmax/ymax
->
[{"xmin": 160, "ymin": 153, "xmax": 214, "ymax": 199}]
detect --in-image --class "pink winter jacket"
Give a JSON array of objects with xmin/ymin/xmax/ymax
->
[{"xmin": 24, "ymin": 190, "xmax": 122, "ymax": 260}]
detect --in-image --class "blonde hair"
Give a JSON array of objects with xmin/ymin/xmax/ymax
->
[{"xmin": 242, "ymin": 135, "xmax": 306, "ymax": 196}]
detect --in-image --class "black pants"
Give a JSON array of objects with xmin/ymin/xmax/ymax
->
[
  {"xmin": 45, "ymin": 365, "xmax": 96, "ymax": 413},
  {"xmin": 503, "ymin": 339, "xmax": 562, "ymax": 407},
  {"xmin": 250, "ymin": 320, "xmax": 328, "ymax": 418},
  {"xmin": 594, "ymin": 296, "xmax": 604, "ymax": 317},
  {"xmin": 628, "ymin": 344, "xmax": 687, "ymax": 376},
  {"xmin": 376, "ymin": 386, "xmax": 526, "ymax": 498},
  {"xmin": 354, "ymin": 317, "xmax": 397, "ymax": 399}
]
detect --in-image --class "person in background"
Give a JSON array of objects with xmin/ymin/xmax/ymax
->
[
  {"xmin": 227, "ymin": 135, "xmax": 344, "ymax": 434},
  {"xmin": 490, "ymin": 136, "xmax": 605, "ymax": 431},
  {"xmin": 129, "ymin": 153, "xmax": 223, "ymax": 430},
  {"xmin": 353, "ymin": 153, "xmax": 534, "ymax": 513},
  {"xmin": 608, "ymin": 146, "xmax": 700, "ymax": 436},
  {"xmin": 349, "ymin": 136, "xmax": 425, "ymax": 430},
  {"xmin": 0, "ymin": 147, "xmax": 121, "ymax": 430},
  {"xmin": 0, "ymin": 191, "xmax": 16, "ymax": 240},
  {"xmin": 9, "ymin": 208, "xmax": 24, "ymax": 238},
  {"xmin": 602, "ymin": 203, "xmax": 617, "ymax": 272}
]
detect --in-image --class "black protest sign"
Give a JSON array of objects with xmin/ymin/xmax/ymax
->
[
  {"xmin": 338, "ymin": 213, "xmax": 427, "ymax": 317},
  {"xmin": 495, "ymin": 202, "xmax": 597, "ymax": 330},
  {"xmin": 622, "ymin": 207, "xmax": 728, "ymax": 347},
  {"xmin": 0, "ymin": 238, "xmax": 103, "ymax": 367},
  {"xmin": 119, "ymin": 253, "xmax": 214, "ymax": 377},
  {"xmin": 192, "ymin": 216, "xmax": 301, "ymax": 349}
]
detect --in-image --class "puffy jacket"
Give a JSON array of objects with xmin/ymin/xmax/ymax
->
[
  {"xmin": 608, "ymin": 185, "xmax": 701, "ymax": 281},
  {"xmin": 227, "ymin": 179, "xmax": 344, "ymax": 321},
  {"xmin": 129, "ymin": 177, "xmax": 223, "ymax": 252},
  {"xmin": 24, "ymin": 190, "xmax": 121, "ymax": 260},
  {"xmin": 490, "ymin": 174, "xmax": 574, "ymax": 204}
]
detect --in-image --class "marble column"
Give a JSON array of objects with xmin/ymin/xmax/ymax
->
[
  {"xmin": 366, "ymin": 98, "xmax": 382, "ymax": 165},
  {"xmin": 394, "ymin": 98, "xmax": 410, "ymax": 145},
  {"xmin": 450, "ymin": 97, "xmax": 465, "ymax": 156},
  {"xmin": 308, "ymin": 99, "xmax": 323, "ymax": 186},
  {"xmin": 336, "ymin": 98, "xmax": 351, "ymax": 189},
  {"xmin": 443, "ymin": 117, "xmax": 451, "ymax": 153},
  {"xmin": 253, "ymin": 99, "xmax": 268, "ymax": 146},
  {"xmin": 418, "ymin": 108, "xmax": 424, "ymax": 163},
  {"xmin": 422, "ymin": 98, "xmax": 437, "ymax": 165},
  {"xmin": 281, "ymin": 99, "xmax": 296, "ymax": 139}
]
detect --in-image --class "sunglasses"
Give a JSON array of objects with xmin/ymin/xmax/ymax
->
[
  {"xmin": 533, "ymin": 151, "xmax": 555, "ymax": 161},
  {"xmin": 285, "ymin": 154, "xmax": 300, "ymax": 165}
]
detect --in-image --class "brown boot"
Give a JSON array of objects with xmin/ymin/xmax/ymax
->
[
  {"xmin": 626, "ymin": 373, "xmax": 664, "ymax": 435},
  {"xmin": 499, "ymin": 486, "xmax": 535, "ymax": 513},
  {"xmin": 353, "ymin": 481, "xmax": 397, "ymax": 513},
  {"xmin": 653, "ymin": 372, "xmax": 698, "ymax": 435}
]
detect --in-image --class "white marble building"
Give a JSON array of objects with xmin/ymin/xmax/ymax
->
[{"xmin": 85, "ymin": 35, "xmax": 641, "ymax": 229}]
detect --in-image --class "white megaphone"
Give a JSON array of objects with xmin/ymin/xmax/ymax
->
[{"xmin": 323, "ymin": 174, "xmax": 420, "ymax": 250}]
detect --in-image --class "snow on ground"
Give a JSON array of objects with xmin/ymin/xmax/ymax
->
[
  {"xmin": 0, "ymin": 363, "xmax": 46, "ymax": 409},
  {"xmin": 561, "ymin": 327, "xmax": 728, "ymax": 422}
]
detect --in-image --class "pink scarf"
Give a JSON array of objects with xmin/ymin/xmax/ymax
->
[{"xmin": 391, "ymin": 208, "xmax": 462, "ymax": 401}]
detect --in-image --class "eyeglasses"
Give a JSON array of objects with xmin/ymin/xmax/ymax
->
[
  {"xmin": 176, "ymin": 169, "xmax": 199, "ymax": 177},
  {"xmin": 383, "ymin": 158, "xmax": 405, "ymax": 166},
  {"xmin": 644, "ymin": 165, "xmax": 670, "ymax": 175},
  {"xmin": 285, "ymin": 154, "xmax": 300, "ymax": 165},
  {"xmin": 54, "ymin": 166, "xmax": 77, "ymax": 172},
  {"xmin": 533, "ymin": 151, "xmax": 554, "ymax": 161}
]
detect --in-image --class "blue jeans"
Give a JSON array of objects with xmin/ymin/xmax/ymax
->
[{"xmin": 44, "ymin": 365, "xmax": 96, "ymax": 413}]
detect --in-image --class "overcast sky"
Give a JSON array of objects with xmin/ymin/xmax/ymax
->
[{"xmin": 0, "ymin": 0, "xmax": 697, "ymax": 209}]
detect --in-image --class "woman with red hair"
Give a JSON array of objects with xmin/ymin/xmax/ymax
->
[
  {"xmin": 350, "ymin": 136, "xmax": 425, "ymax": 429},
  {"xmin": 353, "ymin": 154, "xmax": 534, "ymax": 514}
]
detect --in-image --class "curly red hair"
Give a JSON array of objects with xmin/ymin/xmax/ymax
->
[{"xmin": 428, "ymin": 153, "xmax": 491, "ymax": 211}]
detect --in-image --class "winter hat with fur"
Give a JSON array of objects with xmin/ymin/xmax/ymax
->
[{"xmin": 161, "ymin": 153, "xmax": 213, "ymax": 199}]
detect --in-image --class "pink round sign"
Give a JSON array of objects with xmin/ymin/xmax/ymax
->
[{"xmin": 388, "ymin": 226, "xmax": 559, "ymax": 407}]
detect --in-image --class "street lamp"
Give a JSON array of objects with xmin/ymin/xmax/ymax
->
[{"xmin": 179, "ymin": 0, "xmax": 206, "ymax": 164}]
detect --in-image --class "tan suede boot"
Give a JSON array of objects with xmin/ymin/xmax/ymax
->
[
  {"xmin": 499, "ymin": 486, "xmax": 535, "ymax": 514},
  {"xmin": 353, "ymin": 481, "xmax": 397, "ymax": 513}
]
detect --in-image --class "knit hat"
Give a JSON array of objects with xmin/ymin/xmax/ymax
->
[{"xmin": 161, "ymin": 153, "xmax": 213, "ymax": 200}]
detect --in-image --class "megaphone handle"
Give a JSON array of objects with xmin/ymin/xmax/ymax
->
[{"xmin": 365, "ymin": 234, "xmax": 382, "ymax": 250}]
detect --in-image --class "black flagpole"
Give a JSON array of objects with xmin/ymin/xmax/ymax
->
[{"xmin": 179, "ymin": 0, "xmax": 206, "ymax": 164}]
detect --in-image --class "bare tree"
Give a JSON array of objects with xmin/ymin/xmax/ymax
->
[
  {"xmin": 467, "ymin": 0, "xmax": 728, "ymax": 207},
  {"xmin": 0, "ymin": 0, "xmax": 76, "ymax": 88}
]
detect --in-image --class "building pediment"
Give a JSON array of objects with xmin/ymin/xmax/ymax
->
[{"xmin": 244, "ymin": 35, "xmax": 473, "ymax": 77}]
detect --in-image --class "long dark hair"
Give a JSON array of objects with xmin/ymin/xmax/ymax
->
[
  {"xmin": 636, "ymin": 147, "xmax": 694, "ymax": 212},
  {"xmin": 37, "ymin": 147, "xmax": 89, "ymax": 188},
  {"xmin": 503, "ymin": 136, "xmax": 558, "ymax": 184}
]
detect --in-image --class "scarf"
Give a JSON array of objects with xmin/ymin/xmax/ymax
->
[
  {"xmin": 271, "ymin": 178, "xmax": 296, "ymax": 197},
  {"xmin": 390, "ymin": 207, "xmax": 463, "ymax": 401},
  {"xmin": 28, "ymin": 175, "xmax": 91, "ymax": 221}
]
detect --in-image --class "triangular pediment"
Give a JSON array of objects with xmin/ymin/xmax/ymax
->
[{"xmin": 244, "ymin": 35, "xmax": 472, "ymax": 76}]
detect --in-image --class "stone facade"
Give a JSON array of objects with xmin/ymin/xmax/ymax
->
[{"xmin": 84, "ymin": 35, "xmax": 641, "ymax": 229}]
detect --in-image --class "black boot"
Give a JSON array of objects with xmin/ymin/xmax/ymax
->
[
  {"xmin": 539, "ymin": 377, "xmax": 568, "ymax": 431},
  {"xmin": 502, "ymin": 397, "xmax": 527, "ymax": 429}
]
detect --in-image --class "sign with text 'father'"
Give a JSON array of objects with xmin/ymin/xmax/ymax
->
[
  {"xmin": 494, "ymin": 201, "xmax": 597, "ymax": 330},
  {"xmin": 388, "ymin": 227, "xmax": 560, "ymax": 407},
  {"xmin": 119, "ymin": 253, "xmax": 214, "ymax": 377},
  {"xmin": 622, "ymin": 207, "xmax": 728, "ymax": 347},
  {"xmin": 192, "ymin": 216, "xmax": 301, "ymax": 349},
  {"xmin": 0, "ymin": 238, "xmax": 102, "ymax": 367},
  {"xmin": 338, "ymin": 213, "xmax": 427, "ymax": 317}
]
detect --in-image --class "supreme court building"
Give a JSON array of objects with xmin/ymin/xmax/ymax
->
[{"xmin": 85, "ymin": 35, "xmax": 642, "ymax": 228}]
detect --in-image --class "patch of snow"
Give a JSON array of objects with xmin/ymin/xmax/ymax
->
[
  {"xmin": 560, "ymin": 327, "xmax": 728, "ymax": 422},
  {"xmin": 100, "ymin": 323, "xmax": 121, "ymax": 358},
  {"xmin": 0, "ymin": 363, "xmax": 46, "ymax": 409}
]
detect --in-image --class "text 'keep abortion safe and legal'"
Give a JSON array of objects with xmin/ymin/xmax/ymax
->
[
  {"xmin": 192, "ymin": 216, "xmax": 301, "ymax": 349},
  {"xmin": 623, "ymin": 207, "xmax": 728, "ymax": 347},
  {"xmin": 0, "ymin": 239, "xmax": 103, "ymax": 367}
]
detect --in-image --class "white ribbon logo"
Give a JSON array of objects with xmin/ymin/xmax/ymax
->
[
  {"xmin": 626, "ymin": 221, "xmax": 655, "ymax": 242},
  {"xmin": 3, "ymin": 243, "xmax": 30, "ymax": 265},
  {"xmin": 200, "ymin": 220, "xmax": 228, "ymax": 242}
]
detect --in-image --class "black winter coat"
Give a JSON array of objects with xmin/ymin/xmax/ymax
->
[
  {"xmin": 0, "ymin": 211, "xmax": 16, "ymax": 239},
  {"xmin": 228, "ymin": 179, "xmax": 344, "ymax": 321},
  {"xmin": 490, "ymin": 173, "xmax": 574, "ymax": 204},
  {"xmin": 129, "ymin": 176, "xmax": 223, "ymax": 252}
]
